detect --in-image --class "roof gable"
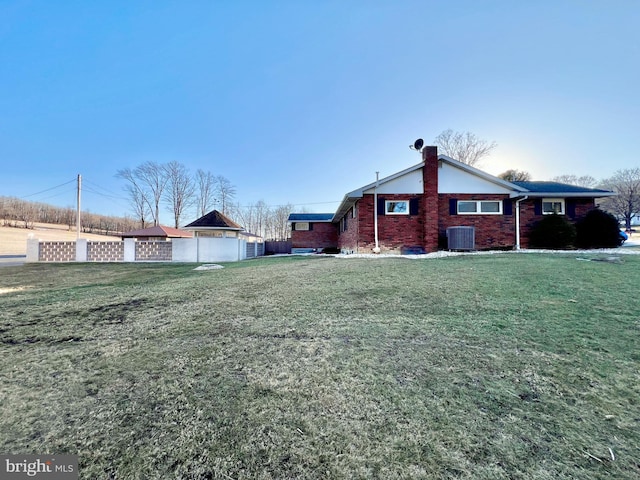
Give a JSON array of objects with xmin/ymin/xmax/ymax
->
[
  {"xmin": 438, "ymin": 158, "xmax": 519, "ymax": 194},
  {"xmin": 184, "ymin": 210, "xmax": 243, "ymax": 230},
  {"xmin": 332, "ymin": 154, "xmax": 524, "ymax": 220}
]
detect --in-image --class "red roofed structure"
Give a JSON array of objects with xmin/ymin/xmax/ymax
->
[{"xmin": 120, "ymin": 225, "xmax": 193, "ymax": 241}]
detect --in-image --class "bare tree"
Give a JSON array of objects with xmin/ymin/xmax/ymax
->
[
  {"xmin": 599, "ymin": 168, "xmax": 640, "ymax": 230},
  {"xmin": 116, "ymin": 167, "xmax": 152, "ymax": 228},
  {"xmin": 164, "ymin": 161, "xmax": 196, "ymax": 228},
  {"xmin": 215, "ymin": 176, "xmax": 236, "ymax": 215},
  {"xmin": 231, "ymin": 201, "xmax": 264, "ymax": 237},
  {"xmin": 270, "ymin": 204, "xmax": 294, "ymax": 241},
  {"xmin": 62, "ymin": 206, "xmax": 76, "ymax": 230},
  {"xmin": 195, "ymin": 169, "xmax": 217, "ymax": 216},
  {"xmin": 433, "ymin": 129, "xmax": 497, "ymax": 167},
  {"xmin": 135, "ymin": 162, "xmax": 168, "ymax": 226},
  {"xmin": 230, "ymin": 201, "xmax": 295, "ymax": 240},
  {"xmin": 17, "ymin": 201, "xmax": 37, "ymax": 229},
  {"xmin": 498, "ymin": 169, "xmax": 531, "ymax": 182},
  {"xmin": 551, "ymin": 174, "xmax": 598, "ymax": 188}
]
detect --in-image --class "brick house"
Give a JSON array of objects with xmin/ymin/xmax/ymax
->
[
  {"xmin": 288, "ymin": 213, "xmax": 337, "ymax": 253},
  {"xmin": 288, "ymin": 146, "xmax": 616, "ymax": 253}
]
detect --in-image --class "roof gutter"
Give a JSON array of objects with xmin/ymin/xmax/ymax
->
[{"xmin": 510, "ymin": 192, "xmax": 616, "ymax": 198}]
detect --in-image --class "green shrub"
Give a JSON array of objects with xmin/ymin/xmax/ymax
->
[
  {"xmin": 575, "ymin": 208, "xmax": 623, "ymax": 248},
  {"xmin": 529, "ymin": 214, "xmax": 576, "ymax": 249}
]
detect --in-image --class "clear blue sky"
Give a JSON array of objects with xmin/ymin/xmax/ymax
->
[{"xmin": 1, "ymin": 0, "xmax": 638, "ymax": 224}]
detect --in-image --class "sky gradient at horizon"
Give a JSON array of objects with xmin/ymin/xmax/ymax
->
[{"xmin": 1, "ymin": 1, "xmax": 638, "ymax": 225}]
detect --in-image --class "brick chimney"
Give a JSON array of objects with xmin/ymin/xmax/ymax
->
[{"xmin": 422, "ymin": 146, "xmax": 439, "ymax": 252}]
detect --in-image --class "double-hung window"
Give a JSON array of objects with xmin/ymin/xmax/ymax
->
[{"xmin": 542, "ymin": 198, "xmax": 565, "ymax": 215}]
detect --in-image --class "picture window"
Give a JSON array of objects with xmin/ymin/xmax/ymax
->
[
  {"xmin": 457, "ymin": 200, "xmax": 502, "ymax": 215},
  {"xmin": 385, "ymin": 200, "xmax": 409, "ymax": 215}
]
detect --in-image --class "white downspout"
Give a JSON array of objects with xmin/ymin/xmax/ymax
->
[
  {"xmin": 373, "ymin": 171, "xmax": 381, "ymax": 253},
  {"xmin": 515, "ymin": 196, "xmax": 528, "ymax": 250}
]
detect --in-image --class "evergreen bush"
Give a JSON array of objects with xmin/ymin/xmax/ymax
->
[
  {"xmin": 575, "ymin": 208, "xmax": 623, "ymax": 248},
  {"xmin": 528, "ymin": 214, "xmax": 576, "ymax": 249}
]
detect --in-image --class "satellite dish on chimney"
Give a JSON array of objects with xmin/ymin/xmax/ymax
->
[{"xmin": 410, "ymin": 138, "xmax": 424, "ymax": 151}]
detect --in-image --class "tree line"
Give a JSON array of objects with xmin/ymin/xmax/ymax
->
[
  {"xmin": 1, "ymin": 161, "xmax": 297, "ymax": 241},
  {"xmin": 0, "ymin": 192, "xmax": 296, "ymax": 241},
  {"xmin": 0, "ymin": 196, "xmax": 139, "ymax": 235},
  {"xmin": 116, "ymin": 161, "xmax": 295, "ymax": 240},
  {"xmin": 116, "ymin": 161, "xmax": 237, "ymax": 229}
]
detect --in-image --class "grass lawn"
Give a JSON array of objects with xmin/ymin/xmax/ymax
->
[{"xmin": 1, "ymin": 254, "xmax": 639, "ymax": 479}]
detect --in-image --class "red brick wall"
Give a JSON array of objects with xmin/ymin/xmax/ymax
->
[
  {"xmin": 438, "ymin": 196, "xmax": 598, "ymax": 249},
  {"xmin": 291, "ymin": 222, "xmax": 338, "ymax": 250},
  {"xmin": 518, "ymin": 198, "xmax": 596, "ymax": 248},
  {"xmin": 439, "ymin": 194, "xmax": 515, "ymax": 249},
  {"xmin": 338, "ymin": 195, "xmax": 426, "ymax": 253},
  {"xmin": 337, "ymin": 206, "xmax": 360, "ymax": 253}
]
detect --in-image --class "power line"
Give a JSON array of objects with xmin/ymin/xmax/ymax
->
[
  {"xmin": 83, "ymin": 179, "xmax": 125, "ymax": 199},
  {"xmin": 31, "ymin": 187, "xmax": 77, "ymax": 203},
  {"xmin": 234, "ymin": 200, "xmax": 342, "ymax": 209},
  {"xmin": 83, "ymin": 185, "xmax": 127, "ymax": 202},
  {"xmin": 20, "ymin": 178, "xmax": 76, "ymax": 199}
]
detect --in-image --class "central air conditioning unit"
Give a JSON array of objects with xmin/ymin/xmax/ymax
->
[{"xmin": 446, "ymin": 226, "xmax": 475, "ymax": 251}]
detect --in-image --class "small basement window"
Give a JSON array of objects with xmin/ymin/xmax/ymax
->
[
  {"xmin": 457, "ymin": 200, "xmax": 502, "ymax": 215},
  {"xmin": 542, "ymin": 198, "xmax": 565, "ymax": 215},
  {"xmin": 386, "ymin": 200, "xmax": 409, "ymax": 215}
]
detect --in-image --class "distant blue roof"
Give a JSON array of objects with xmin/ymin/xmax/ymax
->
[
  {"xmin": 511, "ymin": 181, "xmax": 612, "ymax": 195},
  {"xmin": 288, "ymin": 213, "xmax": 334, "ymax": 222}
]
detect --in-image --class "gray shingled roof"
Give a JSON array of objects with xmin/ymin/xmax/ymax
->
[
  {"xmin": 184, "ymin": 210, "xmax": 242, "ymax": 229},
  {"xmin": 511, "ymin": 181, "xmax": 612, "ymax": 194},
  {"xmin": 288, "ymin": 213, "xmax": 334, "ymax": 222}
]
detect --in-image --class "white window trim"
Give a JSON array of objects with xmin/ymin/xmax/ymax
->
[
  {"xmin": 542, "ymin": 198, "xmax": 565, "ymax": 215},
  {"xmin": 385, "ymin": 200, "xmax": 409, "ymax": 215},
  {"xmin": 295, "ymin": 222, "xmax": 310, "ymax": 231},
  {"xmin": 457, "ymin": 200, "xmax": 503, "ymax": 215}
]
